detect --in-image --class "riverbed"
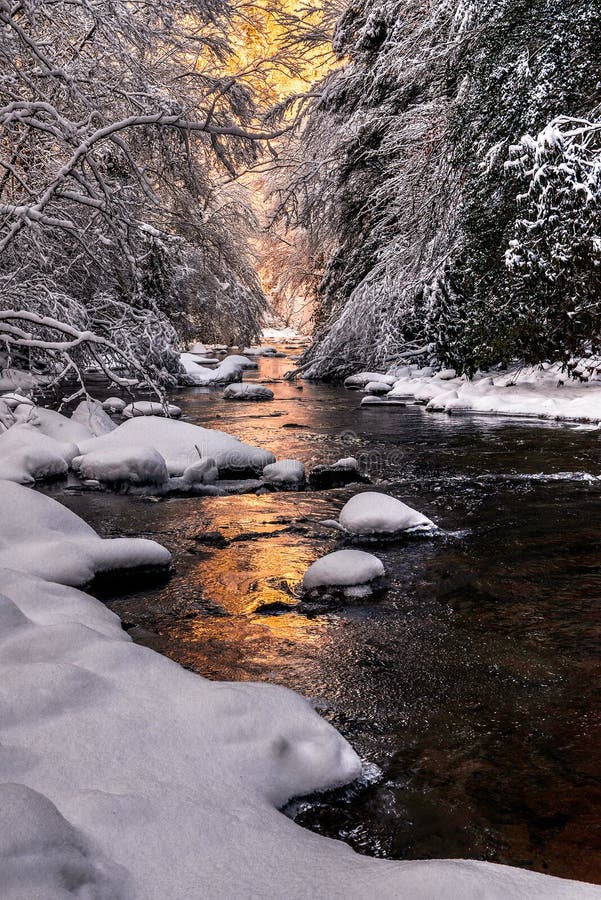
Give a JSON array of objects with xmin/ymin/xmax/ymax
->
[{"xmin": 40, "ymin": 353, "xmax": 601, "ymax": 884}]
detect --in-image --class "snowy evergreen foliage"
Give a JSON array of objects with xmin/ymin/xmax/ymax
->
[{"xmin": 279, "ymin": 0, "xmax": 601, "ymax": 378}]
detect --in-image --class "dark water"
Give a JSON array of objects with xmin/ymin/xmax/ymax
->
[{"xmin": 44, "ymin": 355, "xmax": 601, "ymax": 884}]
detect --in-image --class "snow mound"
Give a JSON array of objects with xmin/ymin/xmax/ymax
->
[
  {"xmin": 224, "ymin": 354, "xmax": 259, "ymax": 370},
  {"xmin": 344, "ymin": 372, "xmax": 397, "ymax": 389},
  {"xmin": 0, "ymin": 424, "xmax": 77, "ymax": 483},
  {"xmin": 303, "ymin": 549, "xmax": 384, "ymax": 597},
  {"xmin": 123, "ymin": 401, "xmax": 181, "ymax": 419},
  {"xmin": 13, "ymin": 403, "xmax": 92, "ymax": 443},
  {"xmin": 262, "ymin": 459, "xmax": 306, "ymax": 485},
  {"xmin": 77, "ymin": 416, "xmax": 275, "ymax": 476},
  {"xmin": 338, "ymin": 491, "xmax": 436, "ymax": 536},
  {"xmin": 223, "ymin": 383, "xmax": 274, "ymax": 401},
  {"xmin": 71, "ymin": 399, "xmax": 117, "ymax": 436},
  {"xmin": 0, "ymin": 480, "xmax": 171, "ymax": 585},
  {"xmin": 181, "ymin": 354, "xmax": 243, "ymax": 385},
  {"xmin": 364, "ymin": 381, "xmax": 393, "ymax": 395},
  {"xmin": 182, "ymin": 457, "xmax": 219, "ymax": 485},
  {"xmin": 102, "ymin": 396, "xmax": 127, "ymax": 414},
  {"xmin": 72, "ymin": 446, "xmax": 169, "ymax": 486}
]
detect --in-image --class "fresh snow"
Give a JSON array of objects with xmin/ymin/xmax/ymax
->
[
  {"xmin": 0, "ymin": 424, "xmax": 76, "ymax": 484},
  {"xmin": 182, "ymin": 457, "xmax": 219, "ymax": 485},
  {"xmin": 181, "ymin": 354, "xmax": 243, "ymax": 385},
  {"xmin": 364, "ymin": 380, "xmax": 393, "ymax": 394},
  {"xmin": 344, "ymin": 372, "xmax": 397, "ymax": 389},
  {"xmin": 223, "ymin": 383, "xmax": 274, "ymax": 401},
  {"xmin": 13, "ymin": 403, "xmax": 93, "ymax": 444},
  {"xmin": 338, "ymin": 491, "xmax": 436, "ymax": 535},
  {"xmin": 72, "ymin": 446, "xmax": 169, "ymax": 486},
  {"xmin": 122, "ymin": 401, "xmax": 182, "ymax": 419},
  {"xmin": 0, "ymin": 483, "xmax": 599, "ymax": 898},
  {"xmin": 71, "ymin": 399, "xmax": 117, "ymax": 436},
  {"xmin": 102, "ymin": 396, "xmax": 127, "ymax": 414},
  {"xmin": 262, "ymin": 458, "xmax": 306, "ymax": 485},
  {"xmin": 303, "ymin": 548, "xmax": 384, "ymax": 595},
  {"xmin": 77, "ymin": 416, "xmax": 275, "ymax": 475}
]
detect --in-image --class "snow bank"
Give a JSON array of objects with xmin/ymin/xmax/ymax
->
[
  {"xmin": 262, "ymin": 458, "xmax": 306, "ymax": 485},
  {"xmin": 303, "ymin": 549, "xmax": 384, "ymax": 597},
  {"xmin": 223, "ymin": 383, "xmax": 274, "ymax": 401},
  {"xmin": 77, "ymin": 416, "xmax": 275, "ymax": 475},
  {"xmin": 362, "ymin": 364, "xmax": 601, "ymax": 424},
  {"xmin": 0, "ymin": 487, "xmax": 598, "ymax": 898},
  {"xmin": 71, "ymin": 399, "xmax": 117, "ymax": 436},
  {"xmin": 0, "ymin": 481, "xmax": 170, "ymax": 585},
  {"xmin": 338, "ymin": 491, "xmax": 436, "ymax": 536},
  {"xmin": 344, "ymin": 372, "xmax": 397, "ymax": 389},
  {"xmin": 0, "ymin": 424, "xmax": 76, "ymax": 483},
  {"xmin": 123, "ymin": 401, "xmax": 182, "ymax": 419},
  {"xmin": 72, "ymin": 446, "xmax": 169, "ymax": 486}
]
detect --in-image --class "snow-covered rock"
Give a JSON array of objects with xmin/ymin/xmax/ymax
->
[
  {"xmin": 182, "ymin": 355, "xmax": 243, "ymax": 385},
  {"xmin": 309, "ymin": 458, "xmax": 369, "ymax": 490},
  {"xmin": 262, "ymin": 459, "xmax": 306, "ymax": 485},
  {"xmin": 0, "ymin": 392, "xmax": 32, "ymax": 410},
  {"xmin": 332, "ymin": 456, "xmax": 359, "ymax": 470},
  {"xmin": 438, "ymin": 368, "xmax": 457, "ymax": 380},
  {"xmin": 72, "ymin": 446, "xmax": 169, "ymax": 486},
  {"xmin": 344, "ymin": 372, "xmax": 397, "ymax": 389},
  {"xmin": 71, "ymin": 399, "xmax": 117, "ymax": 436},
  {"xmin": 0, "ymin": 367, "xmax": 41, "ymax": 392},
  {"xmin": 303, "ymin": 549, "xmax": 385, "ymax": 597},
  {"xmin": 0, "ymin": 480, "xmax": 171, "ymax": 585},
  {"xmin": 224, "ymin": 354, "xmax": 259, "ymax": 370},
  {"xmin": 364, "ymin": 381, "xmax": 393, "ymax": 395},
  {"xmin": 13, "ymin": 403, "xmax": 92, "ymax": 443},
  {"xmin": 77, "ymin": 416, "xmax": 275, "ymax": 476},
  {"xmin": 123, "ymin": 401, "xmax": 182, "ymax": 419},
  {"xmin": 0, "ymin": 424, "xmax": 76, "ymax": 484},
  {"xmin": 182, "ymin": 457, "xmax": 219, "ymax": 485},
  {"xmin": 223, "ymin": 383, "xmax": 274, "ymax": 401},
  {"xmin": 338, "ymin": 491, "xmax": 436, "ymax": 536},
  {"xmin": 102, "ymin": 396, "xmax": 127, "ymax": 414}
]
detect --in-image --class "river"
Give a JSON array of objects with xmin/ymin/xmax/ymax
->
[{"xmin": 40, "ymin": 352, "xmax": 601, "ymax": 884}]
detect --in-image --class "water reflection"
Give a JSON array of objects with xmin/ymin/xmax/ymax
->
[{"xmin": 48, "ymin": 354, "xmax": 601, "ymax": 884}]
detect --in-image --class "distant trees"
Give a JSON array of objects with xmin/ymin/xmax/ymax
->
[{"xmin": 277, "ymin": 0, "xmax": 601, "ymax": 378}]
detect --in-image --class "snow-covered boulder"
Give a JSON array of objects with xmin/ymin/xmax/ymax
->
[
  {"xmin": 303, "ymin": 549, "xmax": 385, "ymax": 598},
  {"xmin": 182, "ymin": 355, "xmax": 243, "ymax": 386},
  {"xmin": 0, "ymin": 367, "xmax": 41, "ymax": 392},
  {"xmin": 262, "ymin": 459, "xmax": 306, "ymax": 486},
  {"xmin": 182, "ymin": 457, "xmax": 219, "ymax": 485},
  {"xmin": 71, "ymin": 399, "xmax": 117, "ymax": 436},
  {"xmin": 364, "ymin": 381, "xmax": 393, "ymax": 395},
  {"xmin": 309, "ymin": 458, "xmax": 369, "ymax": 490},
  {"xmin": 426, "ymin": 390, "xmax": 459, "ymax": 412},
  {"xmin": 101, "ymin": 396, "xmax": 127, "ymax": 414},
  {"xmin": 338, "ymin": 491, "xmax": 435, "ymax": 536},
  {"xmin": 223, "ymin": 383, "xmax": 274, "ymax": 402},
  {"xmin": 72, "ymin": 446, "xmax": 168, "ymax": 486},
  {"xmin": 344, "ymin": 372, "xmax": 397, "ymax": 389},
  {"xmin": 224, "ymin": 354, "xmax": 259, "ymax": 370},
  {"xmin": 0, "ymin": 424, "xmax": 76, "ymax": 484},
  {"xmin": 437, "ymin": 368, "xmax": 457, "ymax": 380},
  {"xmin": 77, "ymin": 416, "xmax": 275, "ymax": 476},
  {"xmin": 361, "ymin": 395, "xmax": 407, "ymax": 406},
  {"xmin": 0, "ymin": 392, "xmax": 32, "ymax": 410},
  {"xmin": 123, "ymin": 401, "xmax": 182, "ymax": 419},
  {"xmin": 13, "ymin": 403, "xmax": 92, "ymax": 443},
  {"xmin": 0, "ymin": 480, "xmax": 171, "ymax": 585}
]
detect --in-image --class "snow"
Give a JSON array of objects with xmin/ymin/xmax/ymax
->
[
  {"xmin": 338, "ymin": 491, "xmax": 436, "ymax": 535},
  {"xmin": 303, "ymin": 549, "xmax": 385, "ymax": 595},
  {"xmin": 344, "ymin": 372, "xmax": 397, "ymax": 389},
  {"xmin": 181, "ymin": 354, "xmax": 243, "ymax": 385},
  {"xmin": 332, "ymin": 456, "xmax": 359, "ymax": 470},
  {"xmin": 72, "ymin": 446, "xmax": 169, "ymax": 486},
  {"xmin": 223, "ymin": 382, "xmax": 274, "ymax": 401},
  {"xmin": 364, "ymin": 381, "xmax": 392, "ymax": 394},
  {"xmin": 224, "ymin": 354, "xmax": 259, "ymax": 370},
  {"xmin": 0, "ymin": 367, "xmax": 41, "ymax": 392},
  {"xmin": 102, "ymin": 396, "xmax": 127, "ymax": 414},
  {"xmin": 71, "ymin": 399, "xmax": 117, "ymax": 436},
  {"xmin": 262, "ymin": 458, "xmax": 306, "ymax": 485},
  {"xmin": 77, "ymin": 416, "xmax": 275, "ymax": 475},
  {"xmin": 0, "ymin": 480, "xmax": 171, "ymax": 585},
  {"xmin": 123, "ymin": 401, "xmax": 182, "ymax": 419},
  {"xmin": 182, "ymin": 457, "xmax": 219, "ymax": 485},
  {"xmin": 0, "ymin": 483, "xmax": 599, "ymax": 898},
  {"xmin": 366, "ymin": 364, "xmax": 601, "ymax": 424},
  {"xmin": 13, "ymin": 403, "xmax": 92, "ymax": 444},
  {"xmin": 0, "ymin": 424, "xmax": 76, "ymax": 483}
]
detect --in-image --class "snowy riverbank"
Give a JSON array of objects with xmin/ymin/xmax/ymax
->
[
  {"xmin": 351, "ymin": 364, "xmax": 601, "ymax": 425},
  {"xmin": 1, "ymin": 480, "xmax": 600, "ymax": 898}
]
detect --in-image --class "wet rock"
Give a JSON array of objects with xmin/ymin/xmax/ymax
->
[
  {"xmin": 193, "ymin": 531, "xmax": 229, "ymax": 548},
  {"xmin": 282, "ymin": 422, "xmax": 310, "ymax": 429},
  {"xmin": 253, "ymin": 600, "xmax": 298, "ymax": 615},
  {"xmin": 309, "ymin": 459, "xmax": 371, "ymax": 490}
]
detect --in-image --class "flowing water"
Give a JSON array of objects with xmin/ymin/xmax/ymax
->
[{"xmin": 42, "ymin": 354, "xmax": 601, "ymax": 884}]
